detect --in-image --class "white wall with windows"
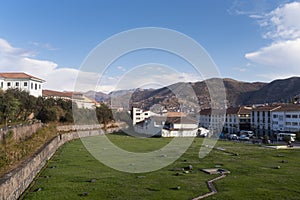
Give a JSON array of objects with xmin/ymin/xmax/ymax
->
[
  {"xmin": 272, "ymin": 111, "xmax": 300, "ymax": 132},
  {"xmin": 0, "ymin": 75, "xmax": 44, "ymax": 97}
]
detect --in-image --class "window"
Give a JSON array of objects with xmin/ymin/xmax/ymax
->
[
  {"xmin": 136, "ymin": 113, "xmax": 141, "ymax": 115},
  {"xmin": 286, "ymin": 115, "xmax": 291, "ymax": 118},
  {"xmin": 273, "ymin": 114, "xmax": 278, "ymax": 118},
  {"xmin": 39, "ymin": 84, "xmax": 41, "ymax": 89},
  {"xmin": 0, "ymin": 82, "xmax": 3, "ymax": 88},
  {"xmin": 24, "ymin": 82, "xmax": 28, "ymax": 87},
  {"xmin": 35, "ymin": 83, "xmax": 37, "ymax": 90},
  {"xmin": 292, "ymin": 115, "xmax": 298, "ymax": 118},
  {"xmin": 7, "ymin": 82, "xmax": 11, "ymax": 87},
  {"xmin": 292, "ymin": 122, "xmax": 298, "ymax": 126},
  {"xmin": 279, "ymin": 116, "xmax": 283, "ymax": 121},
  {"xmin": 31, "ymin": 83, "xmax": 33, "ymax": 89},
  {"xmin": 286, "ymin": 122, "xmax": 291, "ymax": 126},
  {"xmin": 15, "ymin": 82, "xmax": 19, "ymax": 87}
]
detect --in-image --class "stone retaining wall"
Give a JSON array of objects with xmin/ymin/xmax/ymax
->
[
  {"xmin": 0, "ymin": 122, "xmax": 43, "ymax": 142},
  {"xmin": 0, "ymin": 127, "xmax": 120, "ymax": 200}
]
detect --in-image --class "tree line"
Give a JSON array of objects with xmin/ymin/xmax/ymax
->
[{"xmin": 0, "ymin": 89, "xmax": 113, "ymax": 125}]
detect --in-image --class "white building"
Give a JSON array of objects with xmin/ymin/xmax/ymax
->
[
  {"xmin": 132, "ymin": 108, "xmax": 198, "ymax": 137},
  {"xmin": 131, "ymin": 107, "xmax": 153, "ymax": 125},
  {"xmin": 134, "ymin": 116, "xmax": 165, "ymax": 137},
  {"xmin": 161, "ymin": 116, "xmax": 198, "ymax": 137},
  {"xmin": 251, "ymin": 105, "xmax": 280, "ymax": 136},
  {"xmin": 0, "ymin": 72, "xmax": 45, "ymax": 97},
  {"xmin": 199, "ymin": 107, "xmax": 252, "ymax": 134},
  {"xmin": 271, "ymin": 104, "xmax": 300, "ymax": 133}
]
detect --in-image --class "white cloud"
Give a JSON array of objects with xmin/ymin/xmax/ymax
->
[
  {"xmin": 245, "ymin": 1, "xmax": 300, "ymax": 77},
  {"xmin": 233, "ymin": 67, "xmax": 247, "ymax": 72},
  {"xmin": 0, "ymin": 37, "xmax": 82, "ymax": 91},
  {"xmin": 116, "ymin": 66, "xmax": 126, "ymax": 72},
  {"xmin": 31, "ymin": 42, "xmax": 58, "ymax": 51},
  {"xmin": 245, "ymin": 38, "xmax": 300, "ymax": 70},
  {"xmin": 260, "ymin": 1, "xmax": 300, "ymax": 40},
  {"xmin": 0, "ymin": 38, "xmax": 203, "ymax": 94}
]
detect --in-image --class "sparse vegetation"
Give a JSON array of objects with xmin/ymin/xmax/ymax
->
[{"xmin": 0, "ymin": 124, "xmax": 57, "ymax": 177}]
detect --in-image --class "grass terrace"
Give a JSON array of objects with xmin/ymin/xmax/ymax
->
[{"xmin": 21, "ymin": 133, "xmax": 300, "ymax": 200}]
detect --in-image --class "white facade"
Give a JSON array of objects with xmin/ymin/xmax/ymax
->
[
  {"xmin": 251, "ymin": 104, "xmax": 300, "ymax": 136},
  {"xmin": 251, "ymin": 106, "xmax": 278, "ymax": 136},
  {"xmin": 162, "ymin": 129, "xmax": 198, "ymax": 137},
  {"xmin": 0, "ymin": 73, "xmax": 44, "ymax": 97},
  {"xmin": 131, "ymin": 107, "xmax": 153, "ymax": 125},
  {"xmin": 271, "ymin": 106, "xmax": 300, "ymax": 132},
  {"xmin": 134, "ymin": 116, "xmax": 165, "ymax": 136}
]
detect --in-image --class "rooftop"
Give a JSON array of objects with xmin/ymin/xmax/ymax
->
[
  {"xmin": 273, "ymin": 104, "xmax": 300, "ymax": 112},
  {"xmin": 42, "ymin": 89, "xmax": 72, "ymax": 98},
  {"xmin": 0, "ymin": 72, "xmax": 45, "ymax": 82}
]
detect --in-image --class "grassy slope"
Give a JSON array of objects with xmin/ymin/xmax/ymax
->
[{"xmin": 22, "ymin": 134, "xmax": 300, "ymax": 200}]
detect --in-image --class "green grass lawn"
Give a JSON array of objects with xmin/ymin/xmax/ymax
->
[{"xmin": 21, "ymin": 133, "xmax": 300, "ymax": 200}]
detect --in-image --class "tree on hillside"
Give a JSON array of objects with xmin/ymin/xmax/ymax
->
[{"xmin": 96, "ymin": 103, "xmax": 113, "ymax": 126}]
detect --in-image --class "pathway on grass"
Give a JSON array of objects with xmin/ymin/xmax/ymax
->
[{"xmin": 192, "ymin": 174, "xmax": 226, "ymax": 200}]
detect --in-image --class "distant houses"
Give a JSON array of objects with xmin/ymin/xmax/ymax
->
[
  {"xmin": 132, "ymin": 103, "xmax": 300, "ymax": 138},
  {"xmin": 131, "ymin": 107, "xmax": 199, "ymax": 137},
  {"xmin": 0, "ymin": 72, "xmax": 45, "ymax": 97}
]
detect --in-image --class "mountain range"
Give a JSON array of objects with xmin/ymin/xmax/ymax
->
[{"xmin": 84, "ymin": 77, "xmax": 300, "ymax": 110}]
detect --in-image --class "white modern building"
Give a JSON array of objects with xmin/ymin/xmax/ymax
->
[
  {"xmin": 131, "ymin": 107, "xmax": 153, "ymax": 125},
  {"xmin": 251, "ymin": 105, "xmax": 280, "ymax": 136},
  {"xmin": 199, "ymin": 106, "xmax": 252, "ymax": 134},
  {"xmin": 0, "ymin": 72, "xmax": 45, "ymax": 97},
  {"xmin": 161, "ymin": 116, "xmax": 198, "ymax": 137},
  {"xmin": 271, "ymin": 104, "xmax": 300, "ymax": 133}
]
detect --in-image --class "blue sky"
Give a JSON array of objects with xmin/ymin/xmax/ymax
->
[{"xmin": 0, "ymin": 0, "xmax": 300, "ymax": 92}]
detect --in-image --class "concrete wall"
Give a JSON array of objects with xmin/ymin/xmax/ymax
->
[
  {"xmin": 0, "ymin": 122, "xmax": 42, "ymax": 142},
  {"xmin": 0, "ymin": 127, "xmax": 120, "ymax": 200},
  {"xmin": 56, "ymin": 124, "xmax": 103, "ymax": 132},
  {"xmin": 161, "ymin": 128, "xmax": 198, "ymax": 137}
]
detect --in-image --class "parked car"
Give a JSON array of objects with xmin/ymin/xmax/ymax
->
[
  {"xmin": 240, "ymin": 130, "xmax": 254, "ymax": 138},
  {"xmin": 239, "ymin": 135, "xmax": 250, "ymax": 141},
  {"xmin": 229, "ymin": 134, "xmax": 238, "ymax": 140}
]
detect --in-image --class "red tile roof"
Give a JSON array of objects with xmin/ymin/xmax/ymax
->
[
  {"xmin": 42, "ymin": 89, "xmax": 72, "ymax": 98},
  {"xmin": 273, "ymin": 104, "xmax": 300, "ymax": 112},
  {"xmin": 0, "ymin": 72, "xmax": 45, "ymax": 82},
  {"xmin": 166, "ymin": 112, "xmax": 186, "ymax": 117},
  {"xmin": 252, "ymin": 105, "xmax": 281, "ymax": 112},
  {"xmin": 166, "ymin": 116, "xmax": 198, "ymax": 124}
]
